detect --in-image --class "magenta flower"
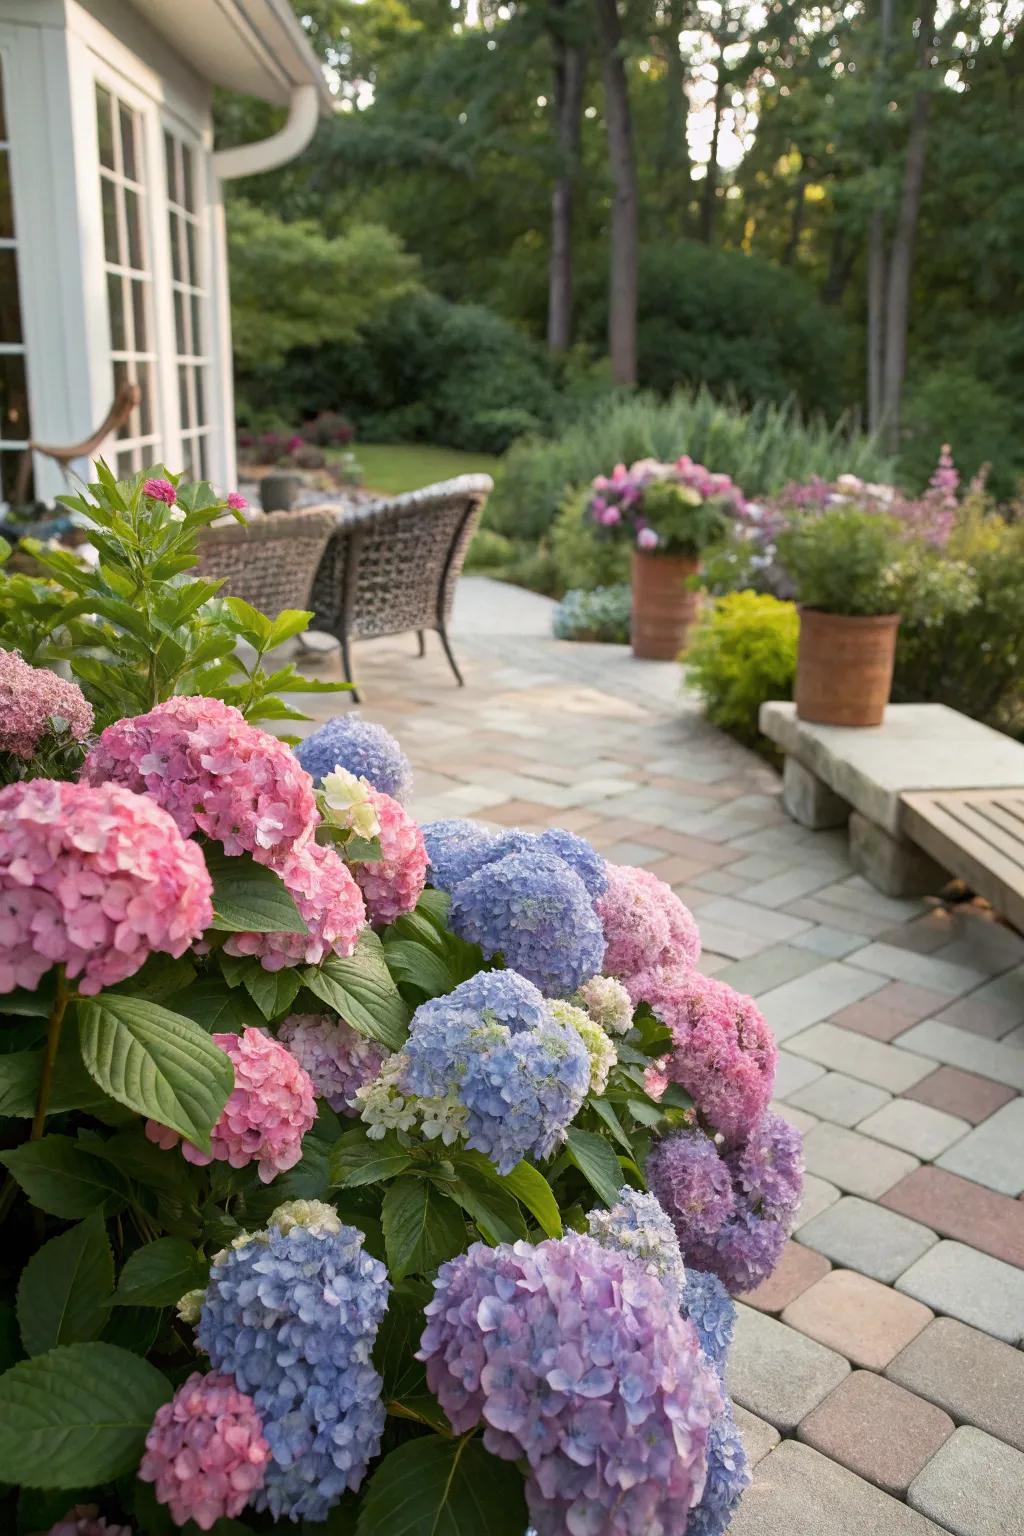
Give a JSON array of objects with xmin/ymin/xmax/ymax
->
[
  {"xmin": 0, "ymin": 779, "xmax": 212, "ymax": 995},
  {"xmin": 83, "ymin": 696, "xmax": 318, "ymax": 865},
  {"xmin": 46, "ymin": 1510, "xmax": 131, "ymax": 1536},
  {"xmin": 596, "ymin": 863, "xmax": 700, "ymax": 983},
  {"xmin": 647, "ymin": 1128, "xmax": 736, "ymax": 1246},
  {"xmin": 139, "ymin": 1370, "xmax": 270, "ymax": 1530},
  {"xmin": 146, "ymin": 1027, "xmax": 316, "ymax": 1182},
  {"xmin": 0, "ymin": 648, "xmax": 93, "ymax": 760},
  {"xmin": 223, "ymin": 838, "xmax": 366, "ymax": 969},
  {"xmin": 353, "ymin": 786, "xmax": 427, "ymax": 926},
  {"xmin": 226, "ymin": 491, "xmax": 249, "ymax": 511},
  {"xmin": 142, "ymin": 477, "xmax": 176, "ymax": 505},
  {"xmin": 637, "ymin": 526, "xmax": 660, "ymax": 550}
]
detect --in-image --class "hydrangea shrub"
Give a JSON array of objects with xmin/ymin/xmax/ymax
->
[{"xmin": 0, "ymin": 464, "xmax": 800, "ymax": 1536}]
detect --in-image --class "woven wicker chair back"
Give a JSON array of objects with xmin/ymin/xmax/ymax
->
[
  {"xmin": 310, "ymin": 475, "xmax": 492, "ymax": 642},
  {"xmin": 197, "ymin": 508, "xmax": 337, "ymax": 618}
]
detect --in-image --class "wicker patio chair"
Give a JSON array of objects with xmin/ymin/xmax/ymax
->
[
  {"xmin": 309, "ymin": 474, "xmax": 493, "ymax": 702},
  {"xmin": 196, "ymin": 507, "xmax": 337, "ymax": 618}
]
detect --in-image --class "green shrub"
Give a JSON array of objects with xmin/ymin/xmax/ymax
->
[
  {"xmin": 489, "ymin": 387, "xmax": 893, "ymax": 543},
  {"xmin": 900, "ymin": 365, "xmax": 1024, "ymax": 503},
  {"xmin": 465, "ymin": 526, "xmax": 517, "ymax": 572},
  {"xmin": 553, "ymin": 585, "xmax": 632, "ymax": 644},
  {"xmin": 684, "ymin": 592, "xmax": 799, "ymax": 748},
  {"xmin": 550, "ymin": 493, "xmax": 631, "ymax": 593},
  {"xmin": 776, "ymin": 508, "xmax": 906, "ymax": 616}
]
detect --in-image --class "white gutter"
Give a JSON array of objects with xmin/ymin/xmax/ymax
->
[{"xmin": 212, "ymin": 82, "xmax": 321, "ymax": 180}]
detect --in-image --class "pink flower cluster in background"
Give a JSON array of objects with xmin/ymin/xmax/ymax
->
[
  {"xmin": 139, "ymin": 1371, "xmax": 270, "ymax": 1530},
  {"xmin": 278, "ymin": 1011, "xmax": 386, "ymax": 1113},
  {"xmin": 0, "ymin": 648, "xmax": 94, "ymax": 761},
  {"xmin": 596, "ymin": 862, "xmax": 701, "ymax": 983},
  {"xmin": 146, "ymin": 1026, "xmax": 316, "ymax": 1181},
  {"xmin": 47, "ymin": 1509, "xmax": 132, "ymax": 1536},
  {"xmin": 588, "ymin": 455, "xmax": 749, "ymax": 548},
  {"xmin": 0, "ymin": 779, "xmax": 212, "ymax": 995},
  {"xmin": 352, "ymin": 786, "xmax": 428, "ymax": 926}
]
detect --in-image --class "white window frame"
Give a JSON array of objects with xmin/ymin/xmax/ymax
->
[
  {"xmin": 0, "ymin": 50, "xmax": 31, "ymax": 503},
  {"xmin": 162, "ymin": 120, "xmax": 214, "ymax": 482}
]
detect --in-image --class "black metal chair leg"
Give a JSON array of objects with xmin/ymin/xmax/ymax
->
[
  {"xmin": 340, "ymin": 633, "xmax": 361, "ymax": 703},
  {"xmin": 416, "ymin": 629, "xmax": 426, "ymax": 657},
  {"xmin": 437, "ymin": 624, "xmax": 465, "ymax": 687}
]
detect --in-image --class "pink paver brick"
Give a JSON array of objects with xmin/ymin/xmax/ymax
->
[
  {"xmin": 830, "ymin": 981, "xmax": 949, "ymax": 1042},
  {"xmin": 798, "ymin": 1371, "xmax": 954, "ymax": 1497},
  {"xmin": 904, "ymin": 1066, "xmax": 1017, "ymax": 1125},
  {"xmin": 782, "ymin": 1269, "xmax": 933, "ymax": 1370},
  {"xmin": 737, "ymin": 1241, "xmax": 832, "ymax": 1315},
  {"xmin": 880, "ymin": 1164, "xmax": 1024, "ymax": 1269}
]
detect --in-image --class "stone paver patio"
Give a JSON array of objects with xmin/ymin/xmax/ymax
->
[{"xmin": 296, "ymin": 578, "xmax": 1024, "ymax": 1536}]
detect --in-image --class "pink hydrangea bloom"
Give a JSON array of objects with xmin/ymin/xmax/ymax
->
[
  {"xmin": 223, "ymin": 839, "xmax": 366, "ymax": 969},
  {"xmin": 278, "ymin": 1011, "xmax": 385, "ymax": 1113},
  {"xmin": 640, "ymin": 970, "xmax": 777, "ymax": 1145},
  {"xmin": 226, "ymin": 491, "xmax": 248, "ymax": 511},
  {"xmin": 0, "ymin": 779, "xmax": 212, "ymax": 995},
  {"xmin": 146, "ymin": 1027, "xmax": 316, "ymax": 1182},
  {"xmin": 142, "ymin": 477, "xmax": 176, "ymax": 505},
  {"xmin": 596, "ymin": 862, "xmax": 701, "ymax": 982},
  {"xmin": 82, "ymin": 696, "xmax": 318, "ymax": 864},
  {"xmin": 353, "ymin": 786, "xmax": 427, "ymax": 926},
  {"xmin": 139, "ymin": 1370, "xmax": 270, "ymax": 1530},
  {"xmin": 47, "ymin": 1509, "xmax": 132, "ymax": 1536},
  {"xmin": 0, "ymin": 648, "xmax": 93, "ymax": 760},
  {"xmin": 636, "ymin": 526, "xmax": 659, "ymax": 550}
]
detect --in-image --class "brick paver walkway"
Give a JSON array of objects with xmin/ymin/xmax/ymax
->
[{"xmin": 297, "ymin": 579, "xmax": 1024, "ymax": 1536}]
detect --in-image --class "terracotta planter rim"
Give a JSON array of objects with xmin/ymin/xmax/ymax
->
[{"xmin": 797, "ymin": 605, "xmax": 901, "ymax": 624}]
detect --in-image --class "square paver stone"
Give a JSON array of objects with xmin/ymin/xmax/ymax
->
[
  {"xmin": 802, "ymin": 1122, "xmax": 920, "ymax": 1198},
  {"xmin": 848, "ymin": 943, "xmax": 988, "ymax": 998},
  {"xmin": 936, "ymin": 1097, "xmax": 1024, "ymax": 1196},
  {"xmin": 786, "ymin": 1022, "xmax": 936, "ymax": 1092},
  {"xmin": 729, "ymin": 1439, "xmax": 948, "ymax": 1536},
  {"xmin": 904, "ymin": 1067, "xmax": 1018, "ymax": 1126},
  {"xmin": 793, "ymin": 1172, "xmax": 841, "ymax": 1231},
  {"xmin": 756, "ymin": 962, "xmax": 885, "ymax": 1042},
  {"xmin": 782, "ymin": 1269, "xmax": 933, "ymax": 1369},
  {"xmin": 788, "ymin": 1070, "xmax": 891, "ymax": 1127},
  {"xmin": 733, "ymin": 1404, "xmax": 780, "ymax": 1469},
  {"xmin": 908, "ymin": 1426, "xmax": 1024, "ymax": 1536},
  {"xmin": 886, "ymin": 1317, "xmax": 1024, "ymax": 1453},
  {"xmin": 797, "ymin": 1196, "xmax": 937, "ymax": 1282},
  {"xmin": 895, "ymin": 1241, "xmax": 1024, "ymax": 1345},
  {"xmin": 832, "ymin": 981, "xmax": 950, "ymax": 1041},
  {"xmin": 881, "ymin": 1166, "xmax": 1024, "ymax": 1268},
  {"xmin": 727, "ymin": 1305, "xmax": 850, "ymax": 1433},
  {"xmin": 738, "ymin": 1241, "xmax": 832, "ymax": 1315},
  {"xmin": 798, "ymin": 1371, "xmax": 954, "ymax": 1497},
  {"xmin": 894, "ymin": 1022, "xmax": 1024, "ymax": 1092},
  {"xmin": 857, "ymin": 1098, "xmax": 970, "ymax": 1160},
  {"xmin": 774, "ymin": 1050, "xmax": 826, "ymax": 1099}
]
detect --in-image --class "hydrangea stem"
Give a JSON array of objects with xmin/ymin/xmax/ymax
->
[{"xmin": 30, "ymin": 966, "xmax": 71, "ymax": 1141}]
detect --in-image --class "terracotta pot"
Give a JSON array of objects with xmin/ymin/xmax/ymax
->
[
  {"xmin": 795, "ymin": 607, "xmax": 900, "ymax": 727},
  {"xmin": 631, "ymin": 550, "xmax": 700, "ymax": 660},
  {"xmin": 260, "ymin": 471, "xmax": 302, "ymax": 513}
]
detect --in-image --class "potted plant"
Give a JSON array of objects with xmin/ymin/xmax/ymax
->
[
  {"xmin": 777, "ymin": 505, "xmax": 905, "ymax": 726},
  {"xmin": 588, "ymin": 457, "xmax": 746, "ymax": 660}
]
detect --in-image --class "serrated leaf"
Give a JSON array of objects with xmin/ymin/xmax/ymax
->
[
  {"xmin": 78, "ymin": 994, "xmax": 234, "ymax": 1153},
  {"xmin": 17, "ymin": 1217, "xmax": 114, "ymax": 1356},
  {"xmin": 329, "ymin": 1127, "xmax": 414, "ymax": 1188},
  {"xmin": 444, "ymin": 1170, "xmax": 527, "ymax": 1245},
  {"xmin": 589, "ymin": 1094, "xmax": 635, "ymax": 1152},
  {"xmin": 166, "ymin": 978, "xmax": 252, "ymax": 1032},
  {"xmin": 374, "ymin": 1283, "xmax": 451, "ymax": 1433},
  {"xmin": 116, "ymin": 1237, "xmax": 208, "ymax": 1308},
  {"xmin": 0, "ymin": 1342, "xmax": 171, "ymax": 1488},
  {"xmin": 0, "ymin": 1137, "xmax": 131, "ymax": 1219},
  {"xmin": 242, "ymin": 962, "xmax": 301, "ymax": 1021},
  {"xmin": 0, "ymin": 1043, "xmax": 111, "ymax": 1119},
  {"xmin": 342, "ymin": 834, "xmax": 383, "ymax": 863},
  {"xmin": 564, "ymin": 1127, "xmax": 624, "ymax": 1208},
  {"xmin": 355, "ymin": 1433, "xmax": 528, "ymax": 1536},
  {"xmin": 302, "ymin": 931, "xmax": 410, "ymax": 1051},
  {"xmin": 382, "ymin": 1177, "xmax": 466, "ymax": 1281},
  {"xmin": 383, "ymin": 938, "xmax": 455, "ymax": 998},
  {"xmin": 204, "ymin": 848, "xmax": 308, "ymax": 934},
  {"xmin": 459, "ymin": 1153, "xmax": 563, "ymax": 1239}
]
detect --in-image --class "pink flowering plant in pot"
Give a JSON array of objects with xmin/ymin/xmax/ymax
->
[{"xmin": 0, "ymin": 466, "xmax": 801, "ymax": 1536}]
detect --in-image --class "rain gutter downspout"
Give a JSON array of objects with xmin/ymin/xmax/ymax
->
[{"xmin": 212, "ymin": 82, "xmax": 320, "ymax": 180}]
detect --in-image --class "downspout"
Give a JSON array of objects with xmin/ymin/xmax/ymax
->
[{"xmin": 212, "ymin": 82, "xmax": 320, "ymax": 180}]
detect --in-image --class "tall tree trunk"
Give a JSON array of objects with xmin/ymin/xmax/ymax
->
[
  {"xmin": 867, "ymin": 0, "xmax": 894, "ymax": 433},
  {"xmin": 699, "ymin": 43, "xmax": 725, "ymax": 244},
  {"xmin": 823, "ymin": 226, "xmax": 856, "ymax": 307},
  {"xmin": 547, "ymin": 2, "xmax": 587, "ymax": 353},
  {"xmin": 658, "ymin": 0, "xmax": 692, "ymax": 230},
  {"xmin": 880, "ymin": 0, "xmax": 936, "ymax": 449},
  {"xmin": 594, "ymin": 0, "xmax": 639, "ymax": 385}
]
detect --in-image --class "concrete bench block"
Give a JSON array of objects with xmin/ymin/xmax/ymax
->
[
  {"xmin": 849, "ymin": 813, "xmax": 947, "ymax": 899},
  {"xmin": 783, "ymin": 757, "xmax": 850, "ymax": 831}
]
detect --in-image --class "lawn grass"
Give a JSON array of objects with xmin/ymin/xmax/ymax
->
[{"xmin": 352, "ymin": 443, "xmax": 502, "ymax": 497}]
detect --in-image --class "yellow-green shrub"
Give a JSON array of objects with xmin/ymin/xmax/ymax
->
[{"xmin": 684, "ymin": 592, "xmax": 798, "ymax": 747}]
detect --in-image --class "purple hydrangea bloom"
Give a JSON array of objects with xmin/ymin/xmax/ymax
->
[
  {"xmin": 400, "ymin": 971, "xmax": 589, "ymax": 1174},
  {"xmin": 417, "ymin": 1234, "xmax": 722, "ymax": 1536},
  {"xmin": 422, "ymin": 818, "xmax": 496, "ymax": 892},
  {"xmin": 727, "ymin": 1110, "xmax": 804, "ymax": 1224},
  {"xmin": 647, "ymin": 1130, "xmax": 736, "ymax": 1246},
  {"xmin": 587, "ymin": 1186, "xmax": 687, "ymax": 1308},
  {"xmin": 277, "ymin": 1012, "xmax": 385, "ymax": 1116},
  {"xmin": 449, "ymin": 849, "xmax": 605, "ymax": 996},
  {"xmin": 294, "ymin": 716, "xmax": 412, "ymax": 801},
  {"xmin": 687, "ymin": 1400, "xmax": 751, "ymax": 1536},
  {"xmin": 197, "ymin": 1220, "xmax": 388, "ymax": 1522},
  {"xmin": 681, "ymin": 1269, "xmax": 736, "ymax": 1375},
  {"xmin": 687, "ymin": 1204, "xmax": 788, "ymax": 1295}
]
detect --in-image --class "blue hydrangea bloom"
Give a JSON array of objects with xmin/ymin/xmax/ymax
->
[
  {"xmin": 532, "ymin": 828, "xmax": 607, "ymax": 898},
  {"xmin": 681, "ymin": 1269, "xmax": 736, "ymax": 1376},
  {"xmin": 401, "ymin": 971, "xmax": 590, "ymax": 1174},
  {"xmin": 687, "ymin": 1400, "xmax": 751, "ymax": 1536},
  {"xmin": 587, "ymin": 1187, "xmax": 687, "ymax": 1308},
  {"xmin": 448, "ymin": 849, "xmax": 605, "ymax": 997},
  {"xmin": 294, "ymin": 715, "xmax": 412, "ymax": 800},
  {"xmin": 198, "ymin": 1222, "xmax": 389, "ymax": 1522},
  {"xmin": 422, "ymin": 818, "xmax": 496, "ymax": 892}
]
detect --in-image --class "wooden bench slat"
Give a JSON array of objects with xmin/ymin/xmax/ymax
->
[{"xmin": 902, "ymin": 790, "xmax": 1024, "ymax": 932}]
